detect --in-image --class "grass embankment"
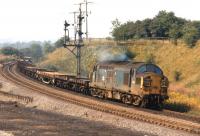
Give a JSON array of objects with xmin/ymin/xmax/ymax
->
[
  {"xmin": 0, "ymin": 54, "xmax": 16, "ymax": 63},
  {"xmin": 165, "ymin": 91, "xmax": 200, "ymax": 114},
  {"xmin": 38, "ymin": 39, "xmax": 200, "ymax": 115}
]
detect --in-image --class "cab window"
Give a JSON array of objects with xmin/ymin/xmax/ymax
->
[
  {"xmin": 137, "ymin": 65, "xmax": 146, "ymax": 73},
  {"xmin": 137, "ymin": 64, "xmax": 163, "ymax": 75}
]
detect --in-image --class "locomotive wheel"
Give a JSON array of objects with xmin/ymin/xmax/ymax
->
[
  {"xmin": 121, "ymin": 95, "xmax": 132, "ymax": 104},
  {"xmin": 132, "ymin": 96, "xmax": 142, "ymax": 106},
  {"xmin": 90, "ymin": 89, "xmax": 96, "ymax": 97},
  {"xmin": 97, "ymin": 90, "xmax": 107, "ymax": 99}
]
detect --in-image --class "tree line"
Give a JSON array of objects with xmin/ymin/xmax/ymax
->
[
  {"xmin": 0, "ymin": 39, "xmax": 64, "ymax": 62},
  {"xmin": 111, "ymin": 11, "xmax": 200, "ymax": 47}
]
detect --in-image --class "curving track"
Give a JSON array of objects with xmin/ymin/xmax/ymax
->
[{"xmin": 1, "ymin": 62, "xmax": 200, "ymax": 135}]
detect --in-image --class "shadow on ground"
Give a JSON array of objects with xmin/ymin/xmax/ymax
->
[
  {"xmin": 0, "ymin": 101, "xmax": 155, "ymax": 136},
  {"xmin": 164, "ymin": 102, "xmax": 191, "ymax": 113}
]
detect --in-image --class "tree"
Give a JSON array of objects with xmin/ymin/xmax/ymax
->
[
  {"xmin": 30, "ymin": 43, "xmax": 43, "ymax": 62},
  {"xmin": 111, "ymin": 18, "xmax": 121, "ymax": 29},
  {"xmin": 20, "ymin": 48, "xmax": 31, "ymax": 57},
  {"xmin": 192, "ymin": 21, "xmax": 200, "ymax": 38},
  {"xmin": 141, "ymin": 19, "xmax": 152, "ymax": 37},
  {"xmin": 110, "ymin": 10, "xmax": 200, "ymax": 44},
  {"xmin": 55, "ymin": 37, "xmax": 64, "ymax": 48},
  {"xmin": 111, "ymin": 19, "xmax": 122, "ymax": 40},
  {"xmin": 43, "ymin": 41, "xmax": 55, "ymax": 54},
  {"xmin": 169, "ymin": 24, "xmax": 182, "ymax": 44},
  {"xmin": 151, "ymin": 11, "xmax": 177, "ymax": 37},
  {"xmin": 182, "ymin": 23, "xmax": 199, "ymax": 47},
  {"xmin": 0, "ymin": 47, "xmax": 20, "ymax": 56}
]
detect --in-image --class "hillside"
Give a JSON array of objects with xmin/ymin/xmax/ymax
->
[
  {"xmin": 38, "ymin": 40, "xmax": 200, "ymax": 89},
  {"xmin": 38, "ymin": 40, "xmax": 200, "ymax": 114}
]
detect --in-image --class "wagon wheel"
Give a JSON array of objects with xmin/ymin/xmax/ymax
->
[
  {"xmin": 90, "ymin": 89, "xmax": 96, "ymax": 97},
  {"xmin": 132, "ymin": 96, "xmax": 142, "ymax": 106}
]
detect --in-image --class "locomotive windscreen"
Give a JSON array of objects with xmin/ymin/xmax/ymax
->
[{"xmin": 136, "ymin": 64, "xmax": 163, "ymax": 75}]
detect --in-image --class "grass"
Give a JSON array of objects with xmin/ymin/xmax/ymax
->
[
  {"xmin": 38, "ymin": 45, "xmax": 129, "ymax": 76},
  {"xmin": 164, "ymin": 91, "xmax": 200, "ymax": 114},
  {"xmin": 84, "ymin": 38, "xmax": 117, "ymax": 46},
  {"xmin": 0, "ymin": 54, "xmax": 16, "ymax": 63},
  {"xmin": 39, "ymin": 39, "xmax": 200, "ymax": 115}
]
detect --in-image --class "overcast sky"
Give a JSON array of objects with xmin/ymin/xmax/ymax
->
[{"xmin": 0, "ymin": 0, "xmax": 199, "ymax": 42}]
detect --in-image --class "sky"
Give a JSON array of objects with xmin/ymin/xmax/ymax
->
[{"xmin": 0, "ymin": 0, "xmax": 200, "ymax": 42}]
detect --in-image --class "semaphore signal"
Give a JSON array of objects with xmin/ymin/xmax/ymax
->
[{"xmin": 63, "ymin": 1, "xmax": 92, "ymax": 77}]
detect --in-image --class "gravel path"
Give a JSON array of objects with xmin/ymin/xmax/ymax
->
[{"xmin": 0, "ymin": 71, "xmax": 198, "ymax": 136}]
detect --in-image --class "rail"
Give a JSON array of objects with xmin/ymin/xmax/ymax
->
[{"xmin": 0, "ymin": 63, "xmax": 200, "ymax": 134}]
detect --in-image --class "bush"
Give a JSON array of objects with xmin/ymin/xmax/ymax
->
[
  {"xmin": 43, "ymin": 64, "xmax": 59, "ymax": 72},
  {"xmin": 182, "ymin": 23, "xmax": 199, "ymax": 48},
  {"xmin": 43, "ymin": 42, "xmax": 55, "ymax": 54},
  {"xmin": 145, "ymin": 54, "xmax": 156, "ymax": 64},
  {"xmin": 105, "ymin": 37, "xmax": 113, "ymax": 40},
  {"xmin": 55, "ymin": 37, "xmax": 65, "ymax": 48},
  {"xmin": 125, "ymin": 50, "xmax": 136, "ymax": 60},
  {"xmin": 164, "ymin": 102, "xmax": 191, "ymax": 112},
  {"xmin": 164, "ymin": 91, "xmax": 200, "ymax": 113},
  {"xmin": 0, "ymin": 58, "xmax": 15, "ymax": 63},
  {"xmin": 174, "ymin": 70, "xmax": 182, "ymax": 81},
  {"xmin": 0, "ymin": 47, "xmax": 20, "ymax": 56}
]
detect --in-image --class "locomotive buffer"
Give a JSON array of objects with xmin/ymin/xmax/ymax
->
[{"xmin": 63, "ymin": 3, "xmax": 85, "ymax": 77}]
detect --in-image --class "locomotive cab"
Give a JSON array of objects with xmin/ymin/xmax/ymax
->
[{"xmin": 131, "ymin": 64, "xmax": 169, "ymax": 106}]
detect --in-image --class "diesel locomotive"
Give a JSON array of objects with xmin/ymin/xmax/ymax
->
[
  {"xmin": 90, "ymin": 61, "xmax": 169, "ymax": 107},
  {"xmin": 17, "ymin": 59, "xmax": 169, "ymax": 108}
]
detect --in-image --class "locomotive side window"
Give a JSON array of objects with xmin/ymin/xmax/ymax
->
[
  {"xmin": 115, "ymin": 71, "xmax": 124, "ymax": 86},
  {"xmin": 124, "ymin": 73, "xmax": 129, "ymax": 85},
  {"xmin": 97, "ymin": 69, "xmax": 107, "ymax": 82},
  {"xmin": 135, "ymin": 78, "xmax": 141, "ymax": 85},
  {"xmin": 115, "ymin": 70, "xmax": 129, "ymax": 87},
  {"xmin": 106, "ymin": 70, "xmax": 113, "ymax": 84}
]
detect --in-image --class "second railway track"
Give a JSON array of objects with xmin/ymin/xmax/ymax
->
[{"xmin": 1, "ymin": 62, "xmax": 200, "ymax": 135}]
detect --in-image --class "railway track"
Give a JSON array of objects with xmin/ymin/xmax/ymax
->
[
  {"xmin": 0, "ymin": 90, "xmax": 33, "ymax": 103},
  {"xmin": 1, "ymin": 63, "xmax": 200, "ymax": 135}
]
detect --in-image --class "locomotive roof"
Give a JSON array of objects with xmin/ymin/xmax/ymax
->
[{"xmin": 96, "ymin": 61, "xmax": 146, "ymax": 69}]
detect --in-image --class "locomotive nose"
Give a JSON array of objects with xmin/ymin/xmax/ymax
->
[
  {"xmin": 142, "ymin": 73, "xmax": 169, "ymax": 100},
  {"xmin": 142, "ymin": 73, "xmax": 162, "ymax": 94}
]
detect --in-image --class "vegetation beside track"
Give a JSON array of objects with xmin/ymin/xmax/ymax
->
[
  {"xmin": 0, "ymin": 54, "xmax": 16, "ymax": 63},
  {"xmin": 37, "ymin": 39, "xmax": 200, "ymax": 115}
]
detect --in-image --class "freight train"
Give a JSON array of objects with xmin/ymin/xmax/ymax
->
[{"xmin": 17, "ymin": 59, "xmax": 169, "ymax": 108}]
